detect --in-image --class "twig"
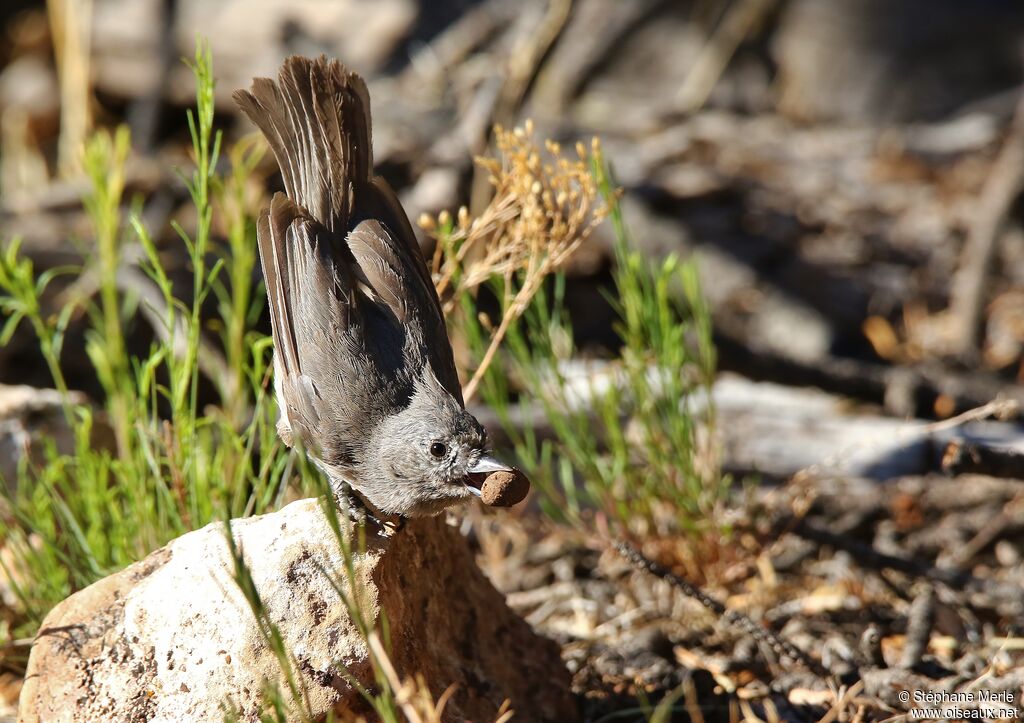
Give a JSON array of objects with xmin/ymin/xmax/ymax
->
[
  {"xmin": 492, "ymin": 0, "xmax": 573, "ymax": 133},
  {"xmin": 919, "ymin": 397, "xmax": 1019, "ymax": 433},
  {"xmin": 47, "ymin": 0, "xmax": 94, "ymax": 177},
  {"xmin": 787, "ymin": 512, "xmax": 1024, "ymax": 621},
  {"xmin": 786, "ymin": 396, "xmax": 1020, "ymax": 484},
  {"xmin": 531, "ymin": 0, "xmax": 664, "ymax": 114},
  {"xmin": 613, "ymin": 539, "xmax": 829, "ymax": 678},
  {"xmin": 948, "ymin": 493, "xmax": 1024, "ymax": 569},
  {"xmin": 816, "ymin": 680, "xmax": 865, "ymax": 723},
  {"xmin": 403, "ymin": 0, "xmax": 517, "ymax": 86},
  {"xmin": 899, "ymin": 585, "xmax": 935, "ymax": 670},
  {"xmin": 787, "ymin": 518, "xmax": 968, "ymax": 588},
  {"xmin": 942, "ymin": 438, "xmax": 1024, "ymax": 479},
  {"xmin": 676, "ymin": 0, "xmax": 775, "ymax": 113},
  {"xmin": 948, "ymin": 94, "xmax": 1024, "ymax": 359},
  {"xmin": 462, "ymin": 241, "xmax": 579, "ymax": 402}
]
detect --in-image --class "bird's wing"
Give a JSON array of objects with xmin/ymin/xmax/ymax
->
[
  {"xmin": 238, "ymin": 54, "xmax": 465, "ymax": 453},
  {"xmin": 258, "ymin": 192, "xmax": 387, "ymax": 467},
  {"xmin": 346, "ymin": 212, "xmax": 464, "ymax": 406}
]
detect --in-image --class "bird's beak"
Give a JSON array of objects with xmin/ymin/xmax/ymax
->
[
  {"xmin": 464, "ymin": 454, "xmax": 512, "ymax": 497},
  {"xmin": 469, "ymin": 454, "xmax": 512, "ymax": 474}
]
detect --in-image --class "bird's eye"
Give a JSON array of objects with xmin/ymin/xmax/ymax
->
[{"xmin": 430, "ymin": 442, "xmax": 448, "ymax": 458}]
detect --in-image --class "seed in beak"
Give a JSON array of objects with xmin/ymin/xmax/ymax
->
[{"xmin": 480, "ymin": 469, "xmax": 530, "ymax": 507}]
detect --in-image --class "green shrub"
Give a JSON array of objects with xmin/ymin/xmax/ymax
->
[
  {"xmin": 0, "ymin": 42, "xmax": 306, "ymax": 638},
  {"xmin": 467, "ymin": 159, "xmax": 728, "ymax": 538}
]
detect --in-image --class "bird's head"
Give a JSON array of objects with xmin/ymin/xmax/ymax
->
[{"xmin": 361, "ymin": 368, "xmax": 510, "ymax": 516}]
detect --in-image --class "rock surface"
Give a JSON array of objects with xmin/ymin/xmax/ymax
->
[
  {"xmin": 19, "ymin": 498, "xmax": 576, "ymax": 722},
  {"xmin": 0, "ymin": 384, "xmax": 113, "ymax": 492}
]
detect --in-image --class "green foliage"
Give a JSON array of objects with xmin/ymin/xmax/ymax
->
[
  {"xmin": 469, "ymin": 157, "xmax": 727, "ymax": 538},
  {"xmin": 0, "ymin": 40, "xmax": 452, "ymax": 720},
  {"xmin": 0, "ymin": 41, "xmax": 305, "ymax": 636},
  {"xmin": 0, "ymin": 238, "xmax": 77, "ymax": 403}
]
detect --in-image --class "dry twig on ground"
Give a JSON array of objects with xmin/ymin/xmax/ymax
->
[
  {"xmin": 948, "ymin": 95, "xmax": 1024, "ymax": 360},
  {"xmin": 614, "ymin": 539, "xmax": 830, "ymax": 678}
]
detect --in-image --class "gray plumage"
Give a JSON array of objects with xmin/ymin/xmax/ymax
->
[{"xmin": 234, "ymin": 56, "xmax": 506, "ymax": 517}]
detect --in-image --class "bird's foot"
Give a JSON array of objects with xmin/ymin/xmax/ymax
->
[{"xmin": 333, "ymin": 484, "xmax": 405, "ymax": 533}]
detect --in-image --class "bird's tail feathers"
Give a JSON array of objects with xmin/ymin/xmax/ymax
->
[{"xmin": 233, "ymin": 55, "xmax": 372, "ymax": 231}]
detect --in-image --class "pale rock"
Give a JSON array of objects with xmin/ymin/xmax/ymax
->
[
  {"xmin": 19, "ymin": 498, "xmax": 576, "ymax": 722},
  {"xmin": 0, "ymin": 384, "xmax": 110, "ymax": 492}
]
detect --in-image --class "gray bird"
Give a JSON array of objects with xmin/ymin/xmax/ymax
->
[{"xmin": 234, "ymin": 56, "xmax": 509, "ymax": 518}]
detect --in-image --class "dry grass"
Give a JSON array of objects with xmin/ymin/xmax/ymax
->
[
  {"xmin": 419, "ymin": 120, "xmax": 611, "ymax": 402},
  {"xmin": 46, "ymin": 0, "xmax": 93, "ymax": 177},
  {"xmin": 355, "ymin": 631, "xmax": 513, "ymax": 723}
]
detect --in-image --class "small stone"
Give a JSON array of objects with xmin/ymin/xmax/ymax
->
[
  {"xmin": 995, "ymin": 540, "xmax": 1020, "ymax": 567},
  {"xmin": 480, "ymin": 469, "xmax": 531, "ymax": 507}
]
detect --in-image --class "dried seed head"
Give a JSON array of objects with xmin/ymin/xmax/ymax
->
[
  {"xmin": 417, "ymin": 212, "xmax": 436, "ymax": 231},
  {"xmin": 422, "ymin": 120, "xmax": 615, "ymax": 375}
]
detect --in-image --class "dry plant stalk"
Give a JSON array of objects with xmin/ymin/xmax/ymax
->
[
  {"xmin": 419, "ymin": 120, "xmax": 610, "ymax": 403},
  {"xmin": 47, "ymin": 0, "xmax": 94, "ymax": 177},
  {"xmin": 363, "ymin": 631, "xmax": 455, "ymax": 723}
]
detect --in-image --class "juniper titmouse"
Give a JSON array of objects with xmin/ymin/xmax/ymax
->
[{"xmin": 234, "ymin": 56, "xmax": 510, "ymax": 518}]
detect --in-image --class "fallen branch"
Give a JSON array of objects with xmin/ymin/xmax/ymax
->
[
  {"xmin": 675, "ymin": 0, "xmax": 776, "ymax": 112},
  {"xmin": 785, "ymin": 518, "xmax": 968, "ymax": 589},
  {"xmin": 942, "ymin": 438, "xmax": 1024, "ymax": 479},
  {"xmin": 715, "ymin": 329, "xmax": 1024, "ymax": 418},
  {"xmin": 948, "ymin": 94, "xmax": 1024, "ymax": 360},
  {"xmin": 900, "ymin": 585, "xmax": 935, "ymax": 670}
]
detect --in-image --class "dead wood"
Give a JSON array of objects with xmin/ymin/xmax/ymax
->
[
  {"xmin": 942, "ymin": 438, "xmax": 1024, "ymax": 480},
  {"xmin": 900, "ymin": 584, "xmax": 936, "ymax": 670},
  {"xmin": 529, "ymin": 0, "xmax": 665, "ymax": 116},
  {"xmin": 716, "ymin": 329, "xmax": 1024, "ymax": 419},
  {"xmin": 614, "ymin": 539, "xmax": 829, "ymax": 678},
  {"xmin": 786, "ymin": 518, "xmax": 968, "ymax": 589},
  {"xmin": 948, "ymin": 95, "xmax": 1024, "ymax": 361}
]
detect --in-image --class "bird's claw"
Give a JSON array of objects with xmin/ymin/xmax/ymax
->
[{"xmin": 333, "ymin": 483, "xmax": 405, "ymax": 533}]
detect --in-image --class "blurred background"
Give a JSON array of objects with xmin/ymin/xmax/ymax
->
[
  {"xmin": 4, "ymin": 0, "xmax": 1024, "ymax": 409},
  {"xmin": 5, "ymin": 1, "xmax": 1024, "ymax": 720}
]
